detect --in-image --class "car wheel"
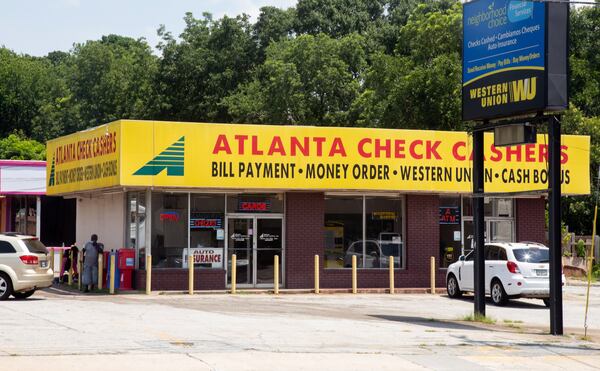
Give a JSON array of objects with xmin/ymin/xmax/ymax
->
[
  {"xmin": 12, "ymin": 290, "xmax": 35, "ymax": 299},
  {"xmin": 0, "ymin": 272, "xmax": 13, "ymax": 301},
  {"xmin": 447, "ymin": 274, "xmax": 462, "ymax": 298},
  {"xmin": 542, "ymin": 298, "xmax": 551, "ymax": 307},
  {"xmin": 490, "ymin": 279, "xmax": 508, "ymax": 306}
]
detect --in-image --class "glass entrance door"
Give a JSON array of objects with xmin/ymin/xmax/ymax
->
[
  {"xmin": 462, "ymin": 219, "xmax": 514, "ymax": 255},
  {"xmin": 227, "ymin": 216, "xmax": 283, "ymax": 288},
  {"xmin": 227, "ymin": 218, "xmax": 253, "ymax": 286}
]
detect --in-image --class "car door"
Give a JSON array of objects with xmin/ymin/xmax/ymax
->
[
  {"xmin": 485, "ymin": 245, "xmax": 499, "ymax": 294},
  {"xmin": 460, "ymin": 251, "xmax": 474, "ymax": 291}
]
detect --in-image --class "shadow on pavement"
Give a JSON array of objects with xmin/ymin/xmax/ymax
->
[
  {"xmin": 369, "ymin": 315, "xmax": 488, "ymax": 331},
  {"xmin": 447, "ymin": 295, "xmax": 547, "ymax": 309}
]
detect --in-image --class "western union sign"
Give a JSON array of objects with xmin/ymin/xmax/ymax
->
[{"xmin": 46, "ymin": 120, "xmax": 591, "ymax": 195}]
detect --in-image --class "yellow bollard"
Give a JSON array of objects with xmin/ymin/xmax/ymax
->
[
  {"xmin": 231, "ymin": 254, "xmax": 237, "ymax": 294},
  {"xmin": 77, "ymin": 251, "xmax": 82, "ymax": 291},
  {"xmin": 430, "ymin": 256, "xmax": 436, "ymax": 294},
  {"xmin": 50, "ymin": 248, "xmax": 55, "ymax": 272},
  {"xmin": 109, "ymin": 253, "xmax": 116, "ymax": 295},
  {"xmin": 146, "ymin": 255, "xmax": 152, "ymax": 295},
  {"xmin": 314, "ymin": 255, "xmax": 320, "ymax": 294},
  {"xmin": 58, "ymin": 248, "xmax": 64, "ymax": 282},
  {"xmin": 188, "ymin": 254, "xmax": 194, "ymax": 295},
  {"xmin": 274, "ymin": 255, "xmax": 279, "ymax": 295},
  {"xmin": 98, "ymin": 253, "xmax": 104, "ymax": 290},
  {"xmin": 389, "ymin": 256, "xmax": 395, "ymax": 294},
  {"xmin": 67, "ymin": 249, "xmax": 73, "ymax": 285},
  {"xmin": 352, "ymin": 255, "xmax": 357, "ymax": 294}
]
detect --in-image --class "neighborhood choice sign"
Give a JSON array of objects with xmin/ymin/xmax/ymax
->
[
  {"xmin": 47, "ymin": 120, "xmax": 590, "ymax": 195},
  {"xmin": 462, "ymin": 0, "xmax": 547, "ymax": 120}
]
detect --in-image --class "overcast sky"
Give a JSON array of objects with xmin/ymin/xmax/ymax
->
[{"xmin": 0, "ymin": 0, "xmax": 297, "ymax": 56}]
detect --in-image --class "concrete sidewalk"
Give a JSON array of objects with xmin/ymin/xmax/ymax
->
[{"xmin": 0, "ymin": 286, "xmax": 598, "ymax": 370}]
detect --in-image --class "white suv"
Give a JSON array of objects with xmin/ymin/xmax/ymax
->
[
  {"xmin": 0, "ymin": 233, "xmax": 53, "ymax": 300},
  {"xmin": 446, "ymin": 242, "xmax": 564, "ymax": 306}
]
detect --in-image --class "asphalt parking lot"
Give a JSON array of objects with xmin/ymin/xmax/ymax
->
[{"xmin": 0, "ymin": 285, "xmax": 599, "ymax": 370}]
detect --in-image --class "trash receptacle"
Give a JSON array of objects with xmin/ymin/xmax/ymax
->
[{"xmin": 118, "ymin": 248, "xmax": 135, "ymax": 290}]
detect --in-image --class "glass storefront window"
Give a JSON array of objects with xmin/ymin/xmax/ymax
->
[
  {"xmin": 439, "ymin": 196, "xmax": 461, "ymax": 268},
  {"xmin": 227, "ymin": 194, "xmax": 283, "ymax": 213},
  {"xmin": 11, "ymin": 196, "xmax": 37, "ymax": 236},
  {"xmin": 463, "ymin": 197, "xmax": 513, "ymax": 217},
  {"xmin": 189, "ymin": 194, "xmax": 225, "ymax": 269},
  {"xmin": 366, "ymin": 197, "xmax": 403, "ymax": 268},
  {"xmin": 151, "ymin": 193, "xmax": 188, "ymax": 268},
  {"xmin": 324, "ymin": 195, "xmax": 404, "ymax": 269},
  {"xmin": 324, "ymin": 196, "xmax": 363, "ymax": 268},
  {"xmin": 127, "ymin": 192, "xmax": 147, "ymax": 269}
]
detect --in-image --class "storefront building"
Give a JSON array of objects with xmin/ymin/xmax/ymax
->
[
  {"xmin": 0, "ymin": 160, "xmax": 76, "ymax": 246},
  {"xmin": 0, "ymin": 160, "xmax": 45, "ymax": 236},
  {"xmin": 46, "ymin": 120, "xmax": 590, "ymax": 290}
]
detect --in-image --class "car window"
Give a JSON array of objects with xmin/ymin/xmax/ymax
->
[
  {"xmin": 20, "ymin": 239, "xmax": 47, "ymax": 254},
  {"xmin": 465, "ymin": 251, "xmax": 474, "ymax": 261},
  {"xmin": 498, "ymin": 247, "xmax": 507, "ymax": 261},
  {"xmin": 365, "ymin": 242, "xmax": 379, "ymax": 256},
  {"xmin": 486, "ymin": 245, "xmax": 499, "ymax": 260},
  {"xmin": 512, "ymin": 248, "xmax": 549, "ymax": 263},
  {"xmin": 0, "ymin": 241, "xmax": 17, "ymax": 253}
]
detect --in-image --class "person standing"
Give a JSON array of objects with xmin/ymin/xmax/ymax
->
[{"xmin": 82, "ymin": 234, "xmax": 103, "ymax": 292}]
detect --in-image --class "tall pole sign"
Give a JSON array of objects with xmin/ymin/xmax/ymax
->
[{"xmin": 462, "ymin": 0, "xmax": 568, "ymax": 334}]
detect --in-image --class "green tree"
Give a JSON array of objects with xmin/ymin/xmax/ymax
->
[
  {"xmin": 154, "ymin": 12, "xmax": 258, "ymax": 122},
  {"xmin": 295, "ymin": 0, "xmax": 386, "ymax": 38},
  {"xmin": 0, "ymin": 48, "xmax": 61, "ymax": 140},
  {"xmin": 224, "ymin": 33, "xmax": 368, "ymax": 126},
  {"xmin": 254, "ymin": 6, "xmax": 296, "ymax": 60},
  {"xmin": 569, "ymin": 6, "xmax": 600, "ymax": 117},
  {"xmin": 0, "ymin": 133, "xmax": 46, "ymax": 160},
  {"xmin": 67, "ymin": 35, "xmax": 158, "ymax": 129}
]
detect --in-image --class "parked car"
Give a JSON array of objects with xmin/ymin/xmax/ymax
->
[
  {"xmin": 343, "ymin": 240, "xmax": 402, "ymax": 268},
  {"xmin": 0, "ymin": 233, "xmax": 53, "ymax": 300},
  {"xmin": 446, "ymin": 242, "xmax": 564, "ymax": 307}
]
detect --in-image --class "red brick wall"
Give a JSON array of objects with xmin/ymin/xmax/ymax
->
[
  {"xmin": 516, "ymin": 197, "xmax": 546, "ymax": 244},
  {"xmin": 285, "ymin": 192, "xmax": 325, "ymax": 288},
  {"xmin": 285, "ymin": 193, "xmax": 442, "ymax": 289},
  {"xmin": 135, "ymin": 269, "xmax": 225, "ymax": 291}
]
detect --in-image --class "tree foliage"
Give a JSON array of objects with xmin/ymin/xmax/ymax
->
[
  {"xmin": 0, "ymin": 133, "xmax": 45, "ymax": 160},
  {"xmin": 0, "ymin": 1, "xmax": 599, "ymax": 232}
]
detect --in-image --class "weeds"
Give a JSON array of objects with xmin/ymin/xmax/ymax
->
[{"xmin": 461, "ymin": 313, "xmax": 496, "ymax": 324}]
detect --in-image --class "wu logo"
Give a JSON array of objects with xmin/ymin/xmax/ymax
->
[
  {"xmin": 133, "ymin": 136, "xmax": 185, "ymax": 176},
  {"xmin": 48, "ymin": 156, "xmax": 56, "ymax": 186}
]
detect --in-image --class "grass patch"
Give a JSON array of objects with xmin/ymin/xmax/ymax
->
[{"xmin": 461, "ymin": 313, "xmax": 496, "ymax": 324}]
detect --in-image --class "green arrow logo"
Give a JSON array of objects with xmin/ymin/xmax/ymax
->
[{"xmin": 133, "ymin": 136, "xmax": 185, "ymax": 176}]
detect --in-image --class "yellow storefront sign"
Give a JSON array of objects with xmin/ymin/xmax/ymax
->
[
  {"xmin": 46, "ymin": 123, "xmax": 120, "ymax": 194},
  {"xmin": 46, "ymin": 120, "xmax": 590, "ymax": 195}
]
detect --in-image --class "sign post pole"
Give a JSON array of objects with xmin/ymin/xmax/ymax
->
[
  {"xmin": 473, "ymin": 129, "xmax": 486, "ymax": 317},
  {"xmin": 549, "ymin": 116, "xmax": 563, "ymax": 335}
]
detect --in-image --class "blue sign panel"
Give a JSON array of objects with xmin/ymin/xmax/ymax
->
[{"xmin": 463, "ymin": 0, "xmax": 546, "ymax": 121}]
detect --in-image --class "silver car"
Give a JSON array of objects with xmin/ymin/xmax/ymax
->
[{"xmin": 0, "ymin": 233, "xmax": 53, "ymax": 300}]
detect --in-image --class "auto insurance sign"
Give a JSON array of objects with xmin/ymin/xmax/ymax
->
[{"xmin": 463, "ymin": 0, "xmax": 546, "ymax": 121}]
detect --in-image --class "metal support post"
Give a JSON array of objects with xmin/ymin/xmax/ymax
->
[
  {"xmin": 109, "ymin": 253, "xmax": 115, "ymax": 295},
  {"xmin": 549, "ymin": 115, "xmax": 563, "ymax": 335},
  {"xmin": 188, "ymin": 254, "xmax": 194, "ymax": 295},
  {"xmin": 389, "ymin": 256, "xmax": 394, "ymax": 294},
  {"xmin": 146, "ymin": 255, "xmax": 151, "ymax": 295},
  {"xmin": 231, "ymin": 254, "xmax": 237, "ymax": 294},
  {"xmin": 473, "ymin": 129, "xmax": 486, "ymax": 316},
  {"xmin": 314, "ymin": 255, "xmax": 320, "ymax": 294},
  {"xmin": 351, "ymin": 255, "xmax": 357, "ymax": 294},
  {"xmin": 274, "ymin": 255, "xmax": 279, "ymax": 295}
]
